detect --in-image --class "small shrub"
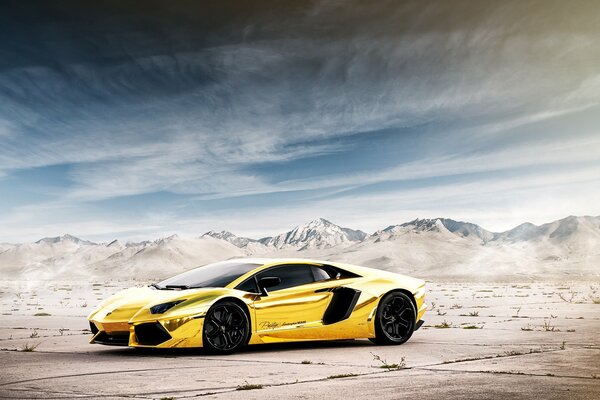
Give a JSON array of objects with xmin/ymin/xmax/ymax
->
[
  {"xmin": 371, "ymin": 352, "xmax": 406, "ymax": 370},
  {"xmin": 503, "ymin": 350, "xmax": 522, "ymax": 356},
  {"xmin": 542, "ymin": 316, "xmax": 559, "ymax": 332},
  {"xmin": 434, "ymin": 320, "xmax": 452, "ymax": 329},
  {"xmin": 328, "ymin": 374, "xmax": 358, "ymax": 379},
  {"xmin": 34, "ymin": 312, "xmax": 51, "ymax": 316},
  {"xmin": 236, "ymin": 381, "xmax": 263, "ymax": 391},
  {"xmin": 20, "ymin": 343, "xmax": 39, "ymax": 352},
  {"xmin": 557, "ymin": 291, "xmax": 577, "ymax": 303},
  {"xmin": 521, "ymin": 324, "xmax": 534, "ymax": 331}
]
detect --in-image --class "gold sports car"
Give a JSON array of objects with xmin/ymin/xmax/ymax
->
[{"xmin": 88, "ymin": 258, "xmax": 427, "ymax": 354}]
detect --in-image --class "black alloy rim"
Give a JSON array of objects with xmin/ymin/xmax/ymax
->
[
  {"xmin": 380, "ymin": 295, "xmax": 415, "ymax": 340},
  {"xmin": 205, "ymin": 304, "xmax": 246, "ymax": 350}
]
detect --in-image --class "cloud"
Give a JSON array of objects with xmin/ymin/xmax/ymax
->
[{"xmin": 0, "ymin": 1, "xmax": 599, "ymax": 241}]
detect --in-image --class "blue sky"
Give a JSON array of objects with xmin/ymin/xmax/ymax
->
[{"xmin": 0, "ymin": 1, "xmax": 599, "ymax": 242}]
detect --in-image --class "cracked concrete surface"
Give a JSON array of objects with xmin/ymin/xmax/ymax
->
[{"xmin": 1, "ymin": 281, "xmax": 599, "ymax": 399}]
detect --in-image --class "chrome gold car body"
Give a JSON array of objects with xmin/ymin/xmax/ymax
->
[{"xmin": 88, "ymin": 258, "xmax": 426, "ymax": 351}]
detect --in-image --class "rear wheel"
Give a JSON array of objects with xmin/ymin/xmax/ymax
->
[
  {"xmin": 370, "ymin": 291, "xmax": 416, "ymax": 345},
  {"xmin": 203, "ymin": 301, "xmax": 249, "ymax": 354}
]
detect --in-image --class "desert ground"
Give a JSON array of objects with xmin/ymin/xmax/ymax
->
[{"xmin": 1, "ymin": 280, "xmax": 599, "ymax": 400}]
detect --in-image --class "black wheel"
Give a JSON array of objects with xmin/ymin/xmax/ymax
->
[
  {"xmin": 203, "ymin": 301, "xmax": 249, "ymax": 354},
  {"xmin": 370, "ymin": 291, "xmax": 416, "ymax": 345}
]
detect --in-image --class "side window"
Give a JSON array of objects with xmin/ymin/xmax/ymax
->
[
  {"xmin": 311, "ymin": 266, "xmax": 336, "ymax": 282},
  {"xmin": 236, "ymin": 277, "xmax": 259, "ymax": 293},
  {"xmin": 256, "ymin": 265, "xmax": 315, "ymax": 291}
]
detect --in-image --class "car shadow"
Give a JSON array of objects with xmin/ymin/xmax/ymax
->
[{"xmin": 95, "ymin": 339, "xmax": 375, "ymax": 358}]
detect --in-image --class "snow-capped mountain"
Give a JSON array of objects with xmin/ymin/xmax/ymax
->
[
  {"xmin": 89, "ymin": 234, "xmax": 245, "ymax": 279},
  {"xmin": 1, "ymin": 215, "xmax": 598, "ymax": 280},
  {"xmin": 372, "ymin": 218, "xmax": 494, "ymax": 243},
  {"xmin": 0, "ymin": 234, "xmax": 114, "ymax": 279},
  {"xmin": 1, "ymin": 234, "xmax": 95, "ymax": 269},
  {"xmin": 258, "ymin": 218, "xmax": 367, "ymax": 250},
  {"xmin": 440, "ymin": 219, "xmax": 495, "ymax": 242},
  {"xmin": 492, "ymin": 222, "xmax": 539, "ymax": 242},
  {"xmin": 492, "ymin": 215, "xmax": 600, "ymax": 243},
  {"xmin": 202, "ymin": 230, "xmax": 257, "ymax": 248},
  {"xmin": 487, "ymin": 216, "xmax": 600, "ymax": 267},
  {"xmin": 35, "ymin": 234, "xmax": 97, "ymax": 246},
  {"xmin": 105, "ymin": 239, "xmax": 125, "ymax": 250}
]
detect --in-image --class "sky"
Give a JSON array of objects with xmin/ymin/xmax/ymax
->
[{"xmin": 0, "ymin": 0, "xmax": 599, "ymax": 243}]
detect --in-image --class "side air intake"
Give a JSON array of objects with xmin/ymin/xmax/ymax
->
[
  {"xmin": 134, "ymin": 322, "xmax": 172, "ymax": 345},
  {"xmin": 322, "ymin": 287, "xmax": 361, "ymax": 325}
]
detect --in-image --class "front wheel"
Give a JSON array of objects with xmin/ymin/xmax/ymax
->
[
  {"xmin": 370, "ymin": 291, "xmax": 416, "ymax": 345},
  {"xmin": 203, "ymin": 301, "xmax": 249, "ymax": 354}
]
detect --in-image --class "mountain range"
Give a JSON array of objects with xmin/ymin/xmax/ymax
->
[
  {"xmin": 203, "ymin": 218, "xmax": 367, "ymax": 250},
  {"xmin": 1, "ymin": 216, "xmax": 598, "ymax": 281}
]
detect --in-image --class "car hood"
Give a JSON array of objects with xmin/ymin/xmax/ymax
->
[{"xmin": 88, "ymin": 286, "xmax": 232, "ymax": 324}]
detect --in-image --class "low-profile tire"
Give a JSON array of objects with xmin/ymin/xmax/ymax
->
[
  {"xmin": 202, "ymin": 301, "xmax": 250, "ymax": 354},
  {"xmin": 370, "ymin": 291, "xmax": 416, "ymax": 345}
]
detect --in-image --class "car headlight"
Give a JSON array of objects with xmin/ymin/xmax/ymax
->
[{"xmin": 150, "ymin": 300, "xmax": 186, "ymax": 314}]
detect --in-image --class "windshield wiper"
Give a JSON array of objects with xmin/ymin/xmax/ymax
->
[
  {"xmin": 150, "ymin": 283, "xmax": 162, "ymax": 289},
  {"xmin": 165, "ymin": 284, "xmax": 191, "ymax": 290}
]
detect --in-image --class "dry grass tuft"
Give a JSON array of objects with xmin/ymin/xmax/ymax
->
[
  {"xmin": 434, "ymin": 320, "xmax": 452, "ymax": 329},
  {"xmin": 462, "ymin": 325, "xmax": 483, "ymax": 329},
  {"xmin": 236, "ymin": 381, "xmax": 263, "ymax": 391},
  {"xmin": 371, "ymin": 352, "xmax": 406, "ymax": 370},
  {"xmin": 328, "ymin": 373, "xmax": 358, "ymax": 379},
  {"xmin": 20, "ymin": 343, "xmax": 40, "ymax": 352}
]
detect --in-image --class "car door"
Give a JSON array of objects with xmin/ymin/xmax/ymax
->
[{"xmin": 250, "ymin": 264, "xmax": 341, "ymax": 339}]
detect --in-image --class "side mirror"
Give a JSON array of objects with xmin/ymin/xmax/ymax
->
[{"xmin": 257, "ymin": 276, "xmax": 281, "ymax": 296}]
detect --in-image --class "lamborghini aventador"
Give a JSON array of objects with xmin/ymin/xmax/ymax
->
[{"xmin": 88, "ymin": 258, "xmax": 426, "ymax": 354}]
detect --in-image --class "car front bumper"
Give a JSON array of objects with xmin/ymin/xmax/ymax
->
[{"xmin": 89, "ymin": 316, "xmax": 205, "ymax": 348}]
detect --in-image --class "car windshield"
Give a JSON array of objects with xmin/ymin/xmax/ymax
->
[{"xmin": 153, "ymin": 261, "xmax": 261, "ymax": 289}]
